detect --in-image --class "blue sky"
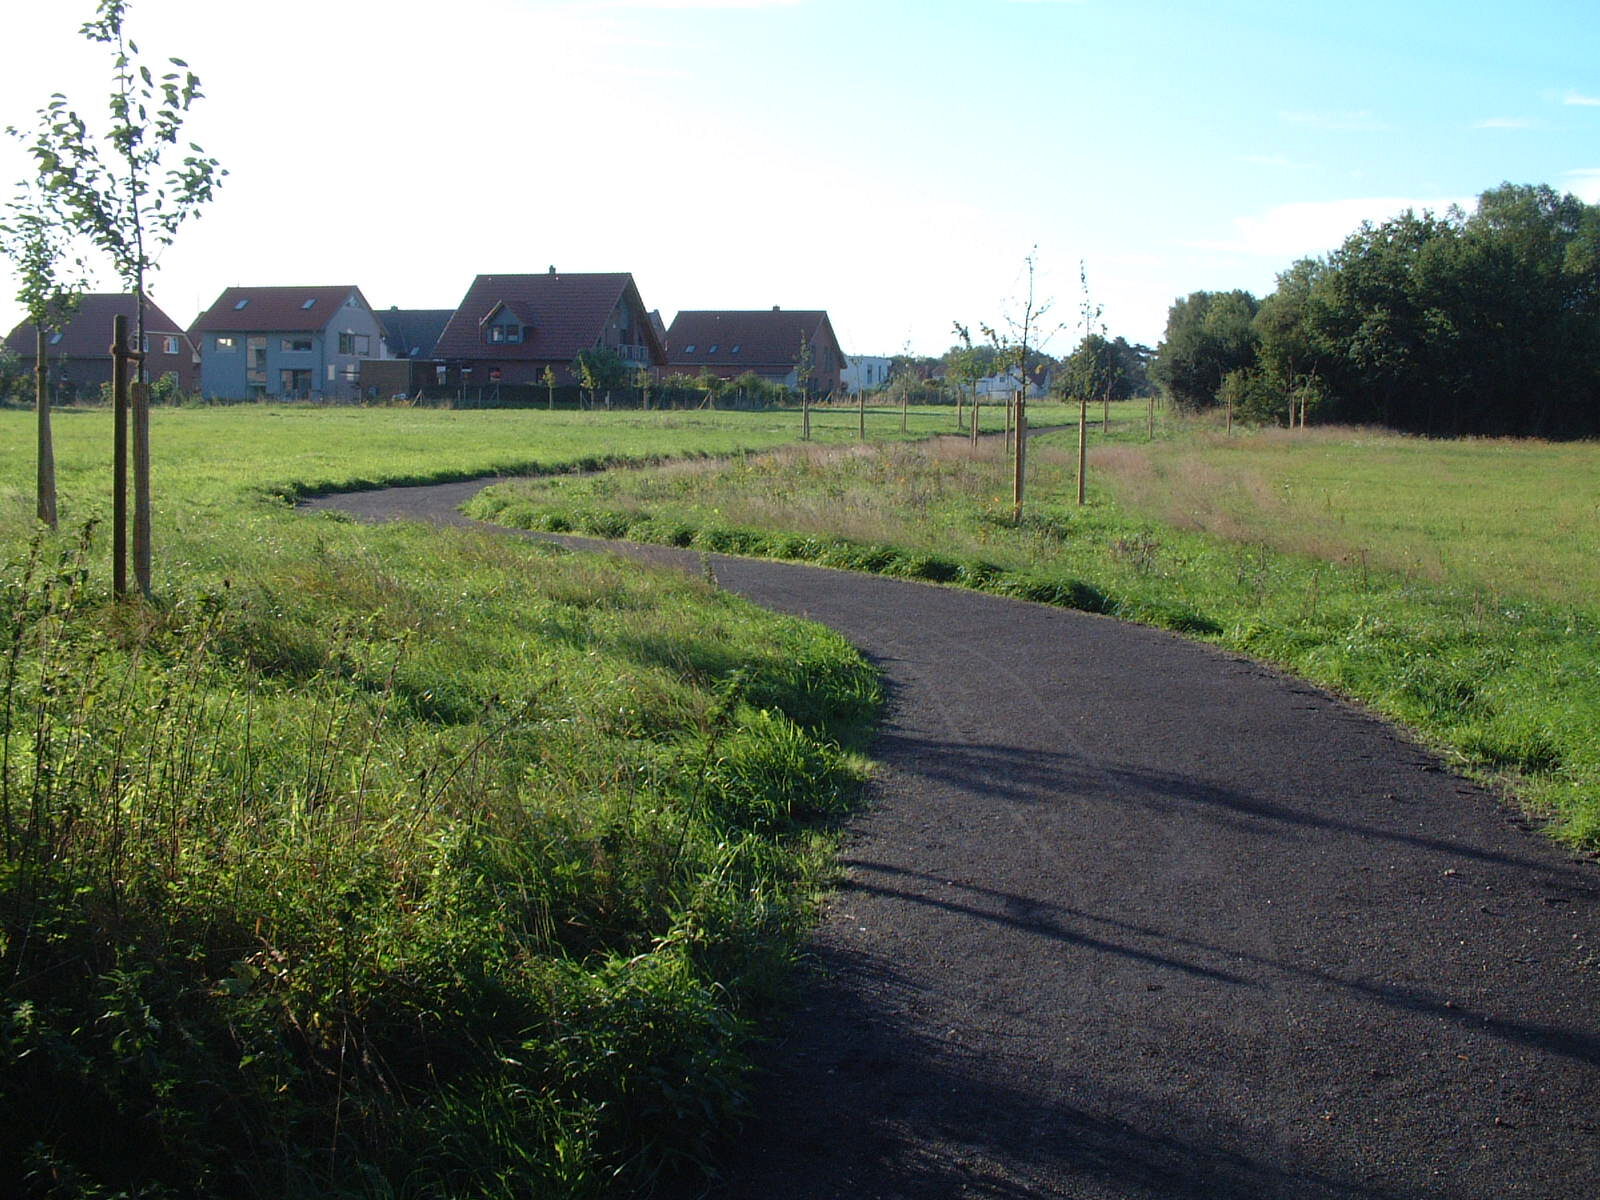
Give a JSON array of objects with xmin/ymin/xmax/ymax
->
[{"xmin": 2, "ymin": 0, "xmax": 1595, "ymax": 358}]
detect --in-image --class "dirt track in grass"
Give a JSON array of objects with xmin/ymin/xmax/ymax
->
[{"xmin": 308, "ymin": 480, "xmax": 1600, "ymax": 1199}]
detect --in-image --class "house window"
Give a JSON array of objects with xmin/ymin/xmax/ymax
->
[
  {"xmin": 486, "ymin": 325, "xmax": 523, "ymax": 345},
  {"xmin": 162, "ymin": 335, "xmax": 180, "ymax": 355},
  {"xmin": 215, "ymin": 335, "xmax": 237, "ymax": 351},
  {"xmin": 337, "ymin": 332, "xmax": 371, "ymax": 356},
  {"xmin": 279, "ymin": 368, "xmax": 313, "ymax": 394},
  {"xmin": 281, "ymin": 337, "xmax": 313, "ymax": 352},
  {"xmin": 247, "ymin": 336, "xmax": 267, "ymax": 385}
]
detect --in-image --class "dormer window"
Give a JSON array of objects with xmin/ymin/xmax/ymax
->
[{"xmin": 486, "ymin": 324, "xmax": 523, "ymax": 345}]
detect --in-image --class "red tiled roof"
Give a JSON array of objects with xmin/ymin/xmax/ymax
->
[
  {"xmin": 432, "ymin": 273, "xmax": 663, "ymax": 363},
  {"xmin": 189, "ymin": 285, "xmax": 368, "ymax": 333},
  {"xmin": 4, "ymin": 292, "xmax": 190, "ymax": 358},
  {"xmin": 664, "ymin": 309, "xmax": 841, "ymax": 370}
]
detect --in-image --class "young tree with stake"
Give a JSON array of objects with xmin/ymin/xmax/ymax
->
[
  {"xmin": 18, "ymin": 0, "xmax": 223, "ymax": 595},
  {"xmin": 0, "ymin": 182, "xmax": 86, "ymax": 529}
]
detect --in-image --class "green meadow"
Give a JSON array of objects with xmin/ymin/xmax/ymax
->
[
  {"xmin": 4, "ymin": 400, "xmax": 1596, "ymax": 1197},
  {"xmin": 470, "ymin": 411, "xmax": 1600, "ymax": 850}
]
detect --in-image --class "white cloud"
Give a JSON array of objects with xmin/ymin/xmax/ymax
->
[
  {"xmin": 1563, "ymin": 90, "xmax": 1600, "ymax": 106},
  {"xmin": 1565, "ymin": 170, "xmax": 1600, "ymax": 203},
  {"xmin": 1191, "ymin": 195, "xmax": 1471, "ymax": 260},
  {"xmin": 1473, "ymin": 117, "xmax": 1534, "ymax": 129}
]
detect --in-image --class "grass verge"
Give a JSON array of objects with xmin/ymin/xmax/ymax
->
[
  {"xmin": 468, "ymin": 429, "xmax": 1600, "ymax": 851},
  {"xmin": 1, "ymin": 408, "xmax": 886, "ymax": 1197}
]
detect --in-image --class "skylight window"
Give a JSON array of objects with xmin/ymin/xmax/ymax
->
[
  {"xmin": 682, "ymin": 344, "xmax": 696, "ymax": 354},
  {"xmin": 731, "ymin": 344, "xmax": 741, "ymax": 354},
  {"xmin": 301, "ymin": 298, "xmax": 316, "ymax": 310},
  {"xmin": 233, "ymin": 299, "xmax": 249, "ymax": 310},
  {"xmin": 707, "ymin": 344, "xmax": 719, "ymax": 354}
]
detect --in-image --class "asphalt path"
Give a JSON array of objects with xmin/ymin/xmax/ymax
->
[{"xmin": 307, "ymin": 480, "xmax": 1600, "ymax": 1199}]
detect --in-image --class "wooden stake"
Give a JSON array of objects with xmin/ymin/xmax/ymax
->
[
  {"xmin": 35, "ymin": 326, "xmax": 56, "ymax": 529},
  {"xmin": 1076, "ymin": 392, "xmax": 1088, "ymax": 506},
  {"xmin": 111, "ymin": 315, "xmax": 131, "ymax": 597},
  {"xmin": 133, "ymin": 379, "xmax": 152, "ymax": 596}
]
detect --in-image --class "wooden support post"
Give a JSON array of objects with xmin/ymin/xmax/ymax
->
[
  {"xmin": 1077, "ymin": 393, "xmax": 1088, "ymax": 506},
  {"xmin": 133, "ymin": 378, "xmax": 152, "ymax": 596},
  {"xmin": 111, "ymin": 314, "xmax": 131, "ymax": 597},
  {"xmin": 1012, "ymin": 397, "xmax": 1028, "ymax": 523},
  {"xmin": 35, "ymin": 326, "xmax": 56, "ymax": 529}
]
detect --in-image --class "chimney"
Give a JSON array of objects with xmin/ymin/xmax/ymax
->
[
  {"xmin": 548, "ymin": 265, "xmax": 557, "ymax": 274},
  {"xmin": 772, "ymin": 305, "xmax": 780, "ymax": 311}
]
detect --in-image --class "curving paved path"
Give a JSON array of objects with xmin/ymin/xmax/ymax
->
[{"xmin": 307, "ymin": 481, "xmax": 1600, "ymax": 1199}]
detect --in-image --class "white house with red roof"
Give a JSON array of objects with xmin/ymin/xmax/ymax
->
[
  {"xmin": 189, "ymin": 285, "xmax": 388, "ymax": 400},
  {"xmin": 432, "ymin": 270, "xmax": 665, "ymax": 386},
  {"xmin": 664, "ymin": 308, "xmax": 846, "ymax": 395}
]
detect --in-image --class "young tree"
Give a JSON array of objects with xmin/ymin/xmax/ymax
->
[
  {"xmin": 948, "ymin": 323, "xmax": 985, "ymax": 432},
  {"xmin": 982, "ymin": 247, "xmax": 1055, "ymax": 522},
  {"xmin": 541, "ymin": 365, "xmax": 557, "ymax": 411},
  {"xmin": 575, "ymin": 346, "xmax": 628, "ymax": 411},
  {"xmin": 0, "ymin": 181, "xmax": 86, "ymax": 528},
  {"xmin": 18, "ymin": 0, "xmax": 224, "ymax": 594}
]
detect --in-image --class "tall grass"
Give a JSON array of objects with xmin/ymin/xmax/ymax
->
[
  {"xmin": 470, "ymin": 426, "xmax": 1600, "ymax": 848},
  {"xmin": 0, "ymin": 408, "xmax": 886, "ymax": 1197}
]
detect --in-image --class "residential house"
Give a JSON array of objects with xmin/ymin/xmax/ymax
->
[
  {"xmin": 843, "ymin": 354, "xmax": 892, "ymax": 394},
  {"xmin": 664, "ymin": 308, "xmax": 846, "ymax": 395},
  {"xmin": 977, "ymin": 357, "xmax": 1055, "ymax": 402},
  {"xmin": 4, "ymin": 292, "xmax": 199, "ymax": 400},
  {"xmin": 189, "ymin": 285, "xmax": 388, "ymax": 400},
  {"xmin": 431, "ymin": 270, "xmax": 665, "ymax": 386},
  {"xmin": 378, "ymin": 308, "xmax": 453, "ymax": 359}
]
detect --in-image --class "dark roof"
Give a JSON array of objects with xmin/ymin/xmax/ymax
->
[
  {"xmin": 432, "ymin": 273, "xmax": 663, "ymax": 363},
  {"xmin": 378, "ymin": 308, "xmax": 453, "ymax": 359},
  {"xmin": 664, "ymin": 309, "xmax": 841, "ymax": 369},
  {"xmin": 4, "ymin": 292, "xmax": 190, "ymax": 358},
  {"xmin": 190, "ymin": 285, "xmax": 368, "ymax": 334}
]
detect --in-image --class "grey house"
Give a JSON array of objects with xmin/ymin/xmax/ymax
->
[{"xmin": 190, "ymin": 285, "xmax": 388, "ymax": 400}]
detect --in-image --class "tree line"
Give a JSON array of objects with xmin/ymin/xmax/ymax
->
[{"xmin": 1151, "ymin": 183, "xmax": 1600, "ymax": 437}]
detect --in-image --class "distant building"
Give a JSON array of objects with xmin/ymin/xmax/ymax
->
[
  {"xmin": 190, "ymin": 285, "xmax": 388, "ymax": 400},
  {"xmin": 664, "ymin": 308, "xmax": 846, "ymax": 395},
  {"xmin": 4, "ymin": 293, "xmax": 199, "ymax": 399},
  {"xmin": 378, "ymin": 308, "xmax": 453, "ymax": 359},
  {"xmin": 431, "ymin": 270, "xmax": 664, "ymax": 386},
  {"xmin": 843, "ymin": 354, "xmax": 892, "ymax": 394}
]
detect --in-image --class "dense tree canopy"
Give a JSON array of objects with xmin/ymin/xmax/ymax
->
[
  {"xmin": 1153, "ymin": 183, "xmax": 1600, "ymax": 437},
  {"xmin": 1150, "ymin": 289, "xmax": 1260, "ymax": 409}
]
